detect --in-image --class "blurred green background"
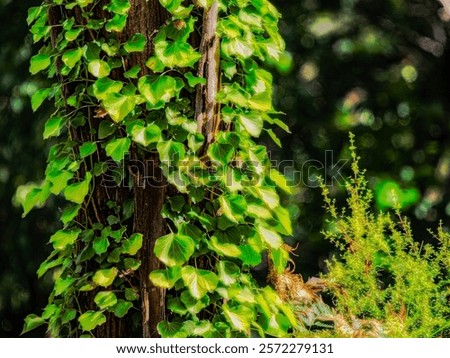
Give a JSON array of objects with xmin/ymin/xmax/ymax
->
[{"xmin": 1, "ymin": 0, "xmax": 449, "ymax": 337}]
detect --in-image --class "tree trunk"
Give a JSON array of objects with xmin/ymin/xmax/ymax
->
[{"xmin": 49, "ymin": 0, "xmax": 170, "ymax": 338}]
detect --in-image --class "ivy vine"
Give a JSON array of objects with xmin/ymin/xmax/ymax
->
[{"xmin": 22, "ymin": 0, "xmax": 297, "ymax": 337}]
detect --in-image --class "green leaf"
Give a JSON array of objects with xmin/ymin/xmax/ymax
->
[
  {"xmin": 64, "ymin": 172, "xmax": 92, "ymax": 204},
  {"xmin": 181, "ymin": 291, "xmax": 210, "ymax": 315},
  {"xmin": 121, "ymin": 233, "xmax": 143, "ymax": 255},
  {"xmin": 124, "ymin": 33, "xmax": 147, "ymax": 53},
  {"xmin": 62, "ymin": 48, "xmax": 83, "ymax": 69},
  {"xmin": 271, "ymin": 247, "xmax": 290, "ymax": 274},
  {"xmin": 54, "ymin": 276, "xmax": 75, "ymax": 296},
  {"xmin": 61, "ymin": 309, "xmax": 77, "ymax": 324},
  {"xmin": 217, "ymin": 261, "xmax": 240, "ymax": 286},
  {"xmin": 266, "ymin": 128, "xmax": 281, "ymax": 147},
  {"xmin": 223, "ymin": 304, "xmax": 254, "ymax": 333},
  {"xmin": 219, "ymin": 194, "xmax": 247, "ymax": 223},
  {"xmin": 154, "ymin": 233, "xmax": 195, "ymax": 267},
  {"xmin": 273, "ymin": 206, "xmax": 293, "ymax": 236},
  {"xmin": 209, "ymin": 235, "xmax": 241, "ymax": 258},
  {"xmin": 109, "ymin": 0, "xmax": 131, "ymax": 15},
  {"xmin": 124, "ymin": 65, "xmax": 141, "ymax": 79},
  {"xmin": 269, "ymin": 168, "xmax": 293, "ymax": 194},
  {"xmin": 130, "ymin": 123, "xmax": 161, "ymax": 147},
  {"xmin": 22, "ymin": 314, "xmax": 46, "ymax": 334},
  {"xmin": 184, "ymin": 72, "xmax": 206, "ymax": 87},
  {"xmin": 37, "ymin": 257, "xmax": 64, "ymax": 278},
  {"xmin": 157, "ymin": 321, "xmax": 186, "ymax": 338},
  {"xmin": 78, "ymin": 311, "xmax": 106, "ymax": 332},
  {"xmin": 239, "ymin": 113, "xmax": 263, "ymax": 137},
  {"xmin": 207, "ymin": 142, "xmax": 234, "ymax": 166},
  {"xmin": 238, "ymin": 245, "xmax": 262, "ymax": 266},
  {"xmin": 181, "ymin": 266, "xmax": 219, "ymax": 299},
  {"xmin": 149, "ymin": 267, "xmax": 182, "ymax": 289},
  {"xmin": 30, "ymin": 53, "xmax": 51, "ymax": 74},
  {"xmin": 257, "ymin": 224, "xmax": 283, "ymax": 249},
  {"xmin": 112, "ymin": 300, "xmax": 133, "ymax": 318},
  {"xmin": 31, "ymin": 88, "xmax": 52, "ymax": 112},
  {"xmin": 93, "ymin": 236, "xmax": 110, "ymax": 255},
  {"xmin": 98, "ymin": 120, "xmax": 117, "ymax": 139},
  {"xmin": 102, "ymin": 94, "xmax": 136, "ymax": 123},
  {"xmin": 65, "ymin": 27, "xmax": 83, "ymax": 42},
  {"xmin": 105, "ymin": 14, "xmax": 128, "ymax": 32},
  {"xmin": 50, "ymin": 229, "xmax": 81, "ymax": 251},
  {"xmin": 157, "ymin": 139, "xmax": 186, "ymax": 166},
  {"xmin": 43, "ymin": 116, "xmax": 65, "ymax": 139},
  {"xmin": 76, "ymin": 0, "xmax": 94, "ymax": 8},
  {"xmin": 105, "ymin": 137, "xmax": 131, "ymax": 162},
  {"xmin": 88, "ymin": 59, "xmax": 111, "ymax": 78},
  {"xmin": 94, "ymin": 291, "xmax": 118, "ymax": 309},
  {"xmin": 79, "ymin": 142, "xmax": 97, "ymax": 158},
  {"xmin": 20, "ymin": 183, "xmax": 51, "ymax": 217},
  {"xmin": 92, "ymin": 267, "xmax": 118, "ymax": 287},
  {"xmin": 138, "ymin": 75, "xmax": 182, "ymax": 109},
  {"xmin": 155, "ymin": 40, "xmax": 201, "ymax": 68},
  {"xmin": 93, "ymin": 78, "xmax": 123, "ymax": 101},
  {"xmin": 47, "ymin": 170, "xmax": 73, "ymax": 195},
  {"xmin": 60, "ymin": 204, "xmax": 81, "ymax": 225},
  {"xmin": 159, "ymin": 0, "xmax": 192, "ymax": 17}
]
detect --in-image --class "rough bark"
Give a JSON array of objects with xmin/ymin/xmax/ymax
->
[{"xmin": 195, "ymin": 1, "xmax": 221, "ymax": 149}]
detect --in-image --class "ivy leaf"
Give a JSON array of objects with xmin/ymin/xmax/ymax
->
[
  {"xmin": 47, "ymin": 170, "xmax": 73, "ymax": 195},
  {"xmin": 105, "ymin": 14, "xmax": 128, "ymax": 32},
  {"xmin": 30, "ymin": 53, "xmax": 51, "ymax": 74},
  {"xmin": 181, "ymin": 266, "xmax": 219, "ymax": 299},
  {"xmin": 94, "ymin": 291, "xmax": 118, "ymax": 309},
  {"xmin": 31, "ymin": 88, "xmax": 52, "ymax": 112},
  {"xmin": 65, "ymin": 28, "xmax": 83, "ymax": 42},
  {"xmin": 88, "ymin": 59, "xmax": 111, "ymax": 78},
  {"xmin": 124, "ymin": 33, "xmax": 147, "ymax": 53},
  {"xmin": 181, "ymin": 291, "xmax": 210, "ymax": 315},
  {"xmin": 78, "ymin": 311, "xmax": 106, "ymax": 332},
  {"xmin": 157, "ymin": 321, "xmax": 186, "ymax": 338},
  {"xmin": 269, "ymin": 168, "xmax": 293, "ymax": 194},
  {"xmin": 238, "ymin": 245, "xmax": 262, "ymax": 266},
  {"xmin": 155, "ymin": 40, "xmax": 201, "ymax": 68},
  {"xmin": 50, "ymin": 229, "xmax": 81, "ymax": 251},
  {"xmin": 266, "ymin": 128, "xmax": 281, "ymax": 147},
  {"xmin": 257, "ymin": 224, "xmax": 283, "ymax": 249},
  {"xmin": 149, "ymin": 267, "xmax": 181, "ymax": 290},
  {"xmin": 108, "ymin": 0, "xmax": 131, "ymax": 15},
  {"xmin": 271, "ymin": 247, "xmax": 290, "ymax": 274},
  {"xmin": 154, "ymin": 233, "xmax": 195, "ymax": 267},
  {"xmin": 223, "ymin": 304, "xmax": 254, "ymax": 333},
  {"xmin": 129, "ymin": 123, "xmax": 161, "ymax": 147},
  {"xmin": 79, "ymin": 141, "xmax": 97, "ymax": 158},
  {"xmin": 93, "ymin": 236, "xmax": 110, "ymax": 255},
  {"xmin": 112, "ymin": 300, "xmax": 133, "ymax": 318},
  {"xmin": 219, "ymin": 194, "xmax": 247, "ymax": 223},
  {"xmin": 121, "ymin": 233, "xmax": 143, "ymax": 255},
  {"xmin": 64, "ymin": 172, "xmax": 92, "ymax": 205},
  {"xmin": 124, "ymin": 65, "xmax": 141, "ymax": 79},
  {"xmin": 238, "ymin": 113, "xmax": 263, "ymax": 137},
  {"xmin": 207, "ymin": 142, "xmax": 234, "ymax": 166},
  {"xmin": 60, "ymin": 204, "xmax": 81, "ymax": 225},
  {"xmin": 157, "ymin": 139, "xmax": 186, "ymax": 166},
  {"xmin": 159, "ymin": 0, "xmax": 193, "ymax": 18},
  {"xmin": 22, "ymin": 314, "xmax": 46, "ymax": 334},
  {"xmin": 217, "ymin": 261, "xmax": 241, "ymax": 286},
  {"xmin": 208, "ymin": 235, "xmax": 241, "ymax": 258},
  {"xmin": 184, "ymin": 72, "xmax": 206, "ymax": 87},
  {"xmin": 43, "ymin": 116, "xmax": 65, "ymax": 139},
  {"xmin": 105, "ymin": 137, "xmax": 131, "ymax": 162},
  {"xmin": 92, "ymin": 78, "xmax": 123, "ymax": 101},
  {"xmin": 102, "ymin": 94, "xmax": 136, "ymax": 123},
  {"xmin": 138, "ymin": 75, "xmax": 182, "ymax": 109},
  {"xmin": 273, "ymin": 206, "xmax": 293, "ymax": 236},
  {"xmin": 62, "ymin": 48, "xmax": 83, "ymax": 69},
  {"xmin": 98, "ymin": 120, "xmax": 117, "ymax": 139},
  {"xmin": 92, "ymin": 267, "xmax": 118, "ymax": 287},
  {"xmin": 76, "ymin": 0, "xmax": 94, "ymax": 8}
]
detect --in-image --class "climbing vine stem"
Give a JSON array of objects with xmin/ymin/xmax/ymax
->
[{"xmin": 22, "ymin": 0, "xmax": 297, "ymax": 338}]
